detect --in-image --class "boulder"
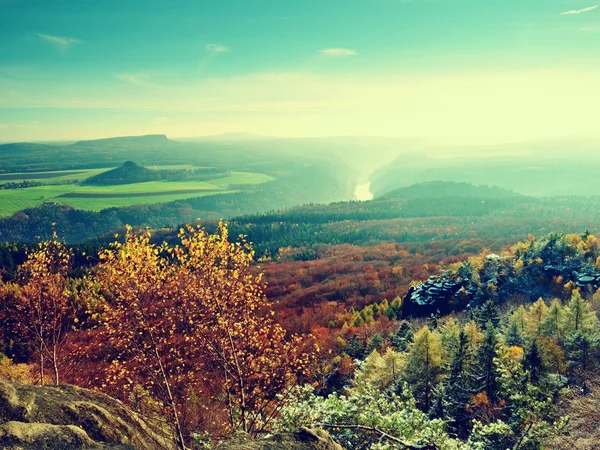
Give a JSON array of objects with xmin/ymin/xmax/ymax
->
[{"xmin": 0, "ymin": 380, "xmax": 174, "ymax": 450}]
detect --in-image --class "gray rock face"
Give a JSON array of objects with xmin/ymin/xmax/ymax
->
[
  {"xmin": 0, "ymin": 381, "xmax": 342, "ymax": 450},
  {"xmin": 215, "ymin": 428, "xmax": 344, "ymax": 450},
  {"xmin": 0, "ymin": 380, "xmax": 174, "ymax": 450}
]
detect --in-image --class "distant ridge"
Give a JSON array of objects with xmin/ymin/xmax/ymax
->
[
  {"xmin": 71, "ymin": 134, "xmax": 169, "ymax": 147},
  {"xmin": 0, "ymin": 142, "xmax": 58, "ymax": 154},
  {"xmin": 177, "ymin": 132, "xmax": 275, "ymax": 142},
  {"xmin": 380, "ymin": 181, "xmax": 519, "ymax": 199}
]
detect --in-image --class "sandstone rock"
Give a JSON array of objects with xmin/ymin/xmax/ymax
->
[
  {"xmin": 0, "ymin": 380, "xmax": 342, "ymax": 450},
  {"xmin": 0, "ymin": 380, "xmax": 174, "ymax": 450}
]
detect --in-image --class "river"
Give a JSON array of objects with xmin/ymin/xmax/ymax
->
[{"xmin": 354, "ymin": 182, "xmax": 374, "ymax": 201}]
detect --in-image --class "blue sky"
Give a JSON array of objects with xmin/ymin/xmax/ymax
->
[{"xmin": 1, "ymin": 0, "xmax": 599, "ymax": 142}]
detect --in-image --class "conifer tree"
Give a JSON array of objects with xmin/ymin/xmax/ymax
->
[
  {"xmin": 565, "ymin": 331, "xmax": 599, "ymax": 387},
  {"xmin": 540, "ymin": 299, "xmax": 564, "ymax": 341},
  {"xmin": 345, "ymin": 334, "xmax": 366, "ymax": 359},
  {"xmin": 404, "ymin": 326, "xmax": 443, "ymax": 411},
  {"xmin": 474, "ymin": 323, "xmax": 501, "ymax": 402},
  {"xmin": 428, "ymin": 385, "xmax": 447, "ymax": 420},
  {"xmin": 439, "ymin": 318, "xmax": 461, "ymax": 364},
  {"xmin": 391, "ymin": 321, "xmax": 413, "ymax": 351},
  {"xmin": 367, "ymin": 334, "xmax": 384, "ymax": 353},
  {"xmin": 523, "ymin": 339, "xmax": 544, "ymax": 383},
  {"xmin": 464, "ymin": 320, "xmax": 483, "ymax": 351},
  {"xmin": 474, "ymin": 300, "xmax": 500, "ymax": 329},
  {"xmin": 564, "ymin": 290, "xmax": 597, "ymax": 334},
  {"xmin": 510, "ymin": 305, "xmax": 527, "ymax": 334},
  {"xmin": 524, "ymin": 298, "xmax": 548, "ymax": 336},
  {"xmin": 444, "ymin": 329, "xmax": 475, "ymax": 437},
  {"xmin": 504, "ymin": 320, "xmax": 524, "ymax": 348}
]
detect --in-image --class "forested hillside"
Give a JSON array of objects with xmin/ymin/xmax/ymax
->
[
  {"xmin": 2, "ymin": 168, "xmax": 600, "ymax": 450},
  {"xmin": 2, "ymin": 222, "xmax": 600, "ymax": 449}
]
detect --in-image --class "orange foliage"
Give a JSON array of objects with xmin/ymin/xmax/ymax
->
[
  {"xmin": 0, "ymin": 234, "xmax": 76, "ymax": 385},
  {"xmin": 467, "ymin": 391, "xmax": 506, "ymax": 424},
  {"xmin": 68, "ymin": 223, "xmax": 311, "ymax": 447}
]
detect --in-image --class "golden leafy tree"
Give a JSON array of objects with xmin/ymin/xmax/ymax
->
[
  {"xmin": 523, "ymin": 298, "xmax": 548, "ymax": 336},
  {"xmin": 95, "ymin": 228, "xmax": 187, "ymax": 449},
  {"xmin": 9, "ymin": 234, "xmax": 74, "ymax": 385},
  {"xmin": 94, "ymin": 223, "xmax": 311, "ymax": 449},
  {"xmin": 172, "ymin": 223, "xmax": 311, "ymax": 434}
]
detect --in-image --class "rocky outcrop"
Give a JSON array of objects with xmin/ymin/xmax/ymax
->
[
  {"xmin": 403, "ymin": 274, "xmax": 475, "ymax": 316},
  {"xmin": 0, "ymin": 380, "xmax": 342, "ymax": 450},
  {"xmin": 215, "ymin": 427, "xmax": 344, "ymax": 450},
  {"xmin": 0, "ymin": 380, "xmax": 174, "ymax": 449}
]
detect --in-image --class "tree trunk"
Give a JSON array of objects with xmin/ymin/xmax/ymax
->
[
  {"xmin": 153, "ymin": 344, "xmax": 186, "ymax": 450},
  {"xmin": 39, "ymin": 346, "xmax": 44, "ymax": 385},
  {"xmin": 53, "ymin": 344, "xmax": 60, "ymax": 385}
]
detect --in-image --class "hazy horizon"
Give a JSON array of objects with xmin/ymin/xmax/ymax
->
[{"xmin": 2, "ymin": 0, "xmax": 600, "ymax": 144}]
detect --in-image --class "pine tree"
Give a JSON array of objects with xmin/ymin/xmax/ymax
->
[
  {"xmin": 391, "ymin": 321, "xmax": 413, "ymax": 351},
  {"xmin": 474, "ymin": 324, "xmax": 501, "ymax": 402},
  {"xmin": 565, "ymin": 331, "xmax": 599, "ymax": 387},
  {"xmin": 404, "ymin": 326, "xmax": 443, "ymax": 411},
  {"xmin": 510, "ymin": 305, "xmax": 527, "ymax": 334},
  {"xmin": 428, "ymin": 312, "xmax": 440, "ymax": 330},
  {"xmin": 355, "ymin": 348, "xmax": 406, "ymax": 391},
  {"xmin": 540, "ymin": 299, "xmax": 564, "ymax": 341},
  {"xmin": 523, "ymin": 339, "xmax": 544, "ymax": 383},
  {"xmin": 504, "ymin": 320, "xmax": 524, "ymax": 348},
  {"xmin": 367, "ymin": 334, "xmax": 384, "ymax": 353},
  {"xmin": 439, "ymin": 318, "xmax": 461, "ymax": 364},
  {"xmin": 428, "ymin": 384, "xmax": 446, "ymax": 420},
  {"xmin": 444, "ymin": 329, "xmax": 475, "ymax": 437},
  {"xmin": 564, "ymin": 290, "xmax": 597, "ymax": 335},
  {"xmin": 346, "ymin": 334, "xmax": 366, "ymax": 359},
  {"xmin": 524, "ymin": 298, "xmax": 548, "ymax": 336},
  {"xmin": 474, "ymin": 300, "xmax": 500, "ymax": 329}
]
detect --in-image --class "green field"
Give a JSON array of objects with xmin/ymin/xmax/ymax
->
[
  {"xmin": 0, "ymin": 168, "xmax": 111, "ymax": 183},
  {"xmin": 0, "ymin": 170, "xmax": 274, "ymax": 217}
]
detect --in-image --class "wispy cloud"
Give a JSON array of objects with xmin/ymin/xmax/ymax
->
[
  {"xmin": 580, "ymin": 25, "xmax": 600, "ymax": 31},
  {"xmin": 318, "ymin": 48, "xmax": 357, "ymax": 57},
  {"xmin": 205, "ymin": 43, "xmax": 230, "ymax": 54},
  {"xmin": 113, "ymin": 73, "xmax": 159, "ymax": 88},
  {"xmin": 560, "ymin": 5, "xmax": 598, "ymax": 15},
  {"xmin": 37, "ymin": 33, "xmax": 82, "ymax": 47}
]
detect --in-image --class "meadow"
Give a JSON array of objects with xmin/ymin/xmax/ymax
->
[{"xmin": 0, "ymin": 167, "xmax": 274, "ymax": 216}]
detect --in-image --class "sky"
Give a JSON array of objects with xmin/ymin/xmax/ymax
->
[{"xmin": 1, "ymin": 0, "xmax": 600, "ymax": 143}]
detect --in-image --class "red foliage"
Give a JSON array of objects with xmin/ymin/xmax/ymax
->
[{"xmin": 263, "ymin": 242, "xmax": 475, "ymax": 334}]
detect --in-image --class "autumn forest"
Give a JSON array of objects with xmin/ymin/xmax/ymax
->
[{"xmin": 4, "ymin": 1, "xmax": 600, "ymax": 446}]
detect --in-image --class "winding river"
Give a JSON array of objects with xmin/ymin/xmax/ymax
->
[{"xmin": 354, "ymin": 182, "xmax": 374, "ymax": 201}]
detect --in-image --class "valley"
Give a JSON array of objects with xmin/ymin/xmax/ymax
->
[
  {"xmin": 0, "ymin": 165, "xmax": 273, "ymax": 216},
  {"xmin": 3, "ymin": 135, "xmax": 600, "ymax": 450},
  {"xmin": 4, "ymin": 1, "xmax": 600, "ymax": 448}
]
